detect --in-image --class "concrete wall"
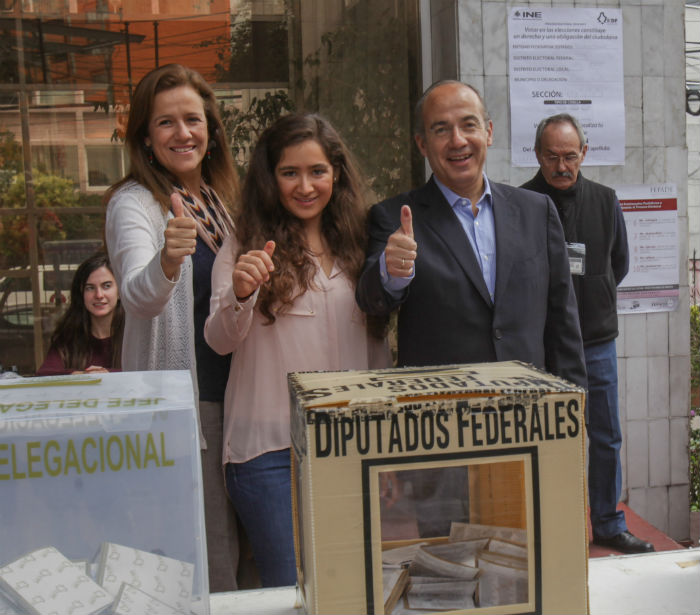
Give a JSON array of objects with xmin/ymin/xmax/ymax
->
[
  {"xmin": 427, "ymin": 0, "xmax": 690, "ymax": 540},
  {"xmin": 688, "ymin": 6, "xmax": 700, "ymax": 301}
]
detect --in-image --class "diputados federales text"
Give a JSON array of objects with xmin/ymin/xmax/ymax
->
[{"xmin": 313, "ymin": 399, "xmax": 581, "ymax": 458}]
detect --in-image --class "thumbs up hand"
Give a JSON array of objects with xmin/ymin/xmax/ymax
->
[
  {"xmin": 171, "ymin": 191, "xmax": 186, "ymax": 218},
  {"xmin": 385, "ymin": 205, "xmax": 417, "ymax": 278},
  {"xmin": 233, "ymin": 240, "xmax": 276, "ymax": 300},
  {"xmin": 161, "ymin": 192, "xmax": 197, "ymax": 280}
]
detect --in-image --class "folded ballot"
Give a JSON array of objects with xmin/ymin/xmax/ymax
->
[
  {"xmin": 0, "ymin": 546, "xmax": 113, "ymax": 615},
  {"xmin": 112, "ymin": 582, "xmax": 186, "ymax": 615},
  {"xmin": 96, "ymin": 542, "xmax": 194, "ymax": 613}
]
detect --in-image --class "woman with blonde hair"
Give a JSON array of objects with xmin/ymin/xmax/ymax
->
[{"xmin": 104, "ymin": 63, "xmax": 241, "ymax": 591}]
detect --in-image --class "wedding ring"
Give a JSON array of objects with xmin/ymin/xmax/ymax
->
[{"xmin": 402, "ymin": 258, "xmax": 405, "ymax": 268}]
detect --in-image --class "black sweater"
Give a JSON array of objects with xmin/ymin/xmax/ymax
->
[{"xmin": 521, "ymin": 171, "xmax": 629, "ymax": 346}]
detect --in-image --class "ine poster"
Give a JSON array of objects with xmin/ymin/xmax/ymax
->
[
  {"xmin": 616, "ymin": 184, "xmax": 679, "ymax": 314},
  {"xmin": 508, "ymin": 7, "xmax": 624, "ymax": 166}
]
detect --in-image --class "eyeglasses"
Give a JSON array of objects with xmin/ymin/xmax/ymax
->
[{"xmin": 542, "ymin": 153, "xmax": 581, "ymax": 165}]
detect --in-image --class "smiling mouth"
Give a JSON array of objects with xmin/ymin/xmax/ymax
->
[
  {"xmin": 171, "ymin": 146, "xmax": 196, "ymax": 153},
  {"xmin": 448, "ymin": 152, "xmax": 471, "ymax": 162}
]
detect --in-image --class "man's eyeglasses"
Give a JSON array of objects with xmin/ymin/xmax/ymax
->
[{"xmin": 543, "ymin": 153, "xmax": 581, "ymax": 165}]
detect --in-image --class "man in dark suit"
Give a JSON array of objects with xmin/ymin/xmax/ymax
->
[{"xmin": 356, "ymin": 80, "xmax": 586, "ymax": 389}]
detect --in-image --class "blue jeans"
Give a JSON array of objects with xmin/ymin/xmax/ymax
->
[
  {"xmin": 224, "ymin": 449, "xmax": 296, "ymax": 587},
  {"xmin": 585, "ymin": 339, "xmax": 627, "ymax": 538}
]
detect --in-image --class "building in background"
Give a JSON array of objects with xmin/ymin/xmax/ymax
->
[
  {"xmin": 0, "ymin": 0, "xmax": 421, "ymax": 373},
  {"xmin": 0, "ymin": 0, "xmax": 691, "ymax": 543}
]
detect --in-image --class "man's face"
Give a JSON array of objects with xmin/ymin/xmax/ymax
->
[
  {"xmin": 536, "ymin": 121, "xmax": 587, "ymax": 191},
  {"xmin": 415, "ymin": 83, "xmax": 493, "ymax": 201}
]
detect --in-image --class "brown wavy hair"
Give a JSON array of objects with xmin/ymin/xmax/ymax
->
[
  {"xmin": 48, "ymin": 251, "xmax": 124, "ymax": 371},
  {"xmin": 104, "ymin": 63, "xmax": 239, "ymax": 210},
  {"xmin": 236, "ymin": 112, "xmax": 374, "ymax": 328}
]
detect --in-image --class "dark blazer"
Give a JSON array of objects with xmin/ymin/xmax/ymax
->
[{"xmin": 356, "ymin": 177, "xmax": 587, "ymax": 388}]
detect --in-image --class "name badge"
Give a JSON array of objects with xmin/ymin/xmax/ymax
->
[{"xmin": 567, "ymin": 242, "xmax": 585, "ymax": 276}]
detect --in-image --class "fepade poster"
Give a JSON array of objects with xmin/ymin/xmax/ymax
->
[
  {"xmin": 508, "ymin": 7, "xmax": 624, "ymax": 167},
  {"xmin": 615, "ymin": 183, "xmax": 679, "ymax": 314}
]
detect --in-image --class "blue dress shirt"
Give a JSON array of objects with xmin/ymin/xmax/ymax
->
[{"xmin": 381, "ymin": 174, "xmax": 497, "ymax": 301}]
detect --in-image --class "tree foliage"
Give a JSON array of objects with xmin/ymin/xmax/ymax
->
[
  {"xmin": 692, "ymin": 305, "xmax": 700, "ymax": 396},
  {"xmin": 0, "ymin": 129, "xmax": 22, "ymax": 199},
  {"xmin": 0, "ymin": 171, "xmax": 102, "ymax": 268},
  {"xmin": 300, "ymin": 2, "xmax": 419, "ymax": 201},
  {"xmin": 691, "ymin": 305, "xmax": 700, "ymax": 512},
  {"xmin": 219, "ymin": 91, "xmax": 295, "ymax": 171}
]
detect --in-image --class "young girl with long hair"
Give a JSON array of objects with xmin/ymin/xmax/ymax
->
[
  {"xmin": 205, "ymin": 112, "xmax": 389, "ymax": 587},
  {"xmin": 37, "ymin": 251, "xmax": 124, "ymax": 375}
]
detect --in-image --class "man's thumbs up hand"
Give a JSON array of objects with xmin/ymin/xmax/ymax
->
[{"xmin": 385, "ymin": 205, "xmax": 417, "ymax": 278}]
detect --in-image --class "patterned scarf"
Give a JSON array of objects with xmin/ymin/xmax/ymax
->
[{"xmin": 172, "ymin": 182, "xmax": 235, "ymax": 254}]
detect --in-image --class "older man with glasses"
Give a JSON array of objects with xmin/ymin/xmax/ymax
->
[{"xmin": 521, "ymin": 113, "xmax": 652, "ymax": 555}]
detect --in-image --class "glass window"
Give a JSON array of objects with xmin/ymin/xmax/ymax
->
[
  {"xmin": 0, "ymin": 0, "xmax": 421, "ymax": 374},
  {"xmin": 376, "ymin": 459, "xmax": 531, "ymax": 612},
  {"xmin": 31, "ymin": 145, "xmax": 80, "ymax": 183},
  {"xmin": 86, "ymin": 145, "xmax": 124, "ymax": 187}
]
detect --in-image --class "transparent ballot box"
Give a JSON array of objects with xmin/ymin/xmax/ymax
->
[
  {"xmin": 289, "ymin": 361, "xmax": 589, "ymax": 615},
  {"xmin": 0, "ymin": 371, "xmax": 208, "ymax": 615}
]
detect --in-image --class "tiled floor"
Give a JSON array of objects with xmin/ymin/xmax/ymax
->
[{"xmin": 588, "ymin": 503, "xmax": 684, "ymax": 558}]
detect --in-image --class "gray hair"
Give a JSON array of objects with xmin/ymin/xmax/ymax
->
[
  {"xmin": 414, "ymin": 80, "xmax": 491, "ymax": 137},
  {"xmin": 534, "ymin": 113, "xmax": 587, "ymax": 152}
]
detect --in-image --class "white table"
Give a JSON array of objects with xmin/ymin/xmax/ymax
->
[{"xmin": 211, "ymin": 548, "xmax": 700, "ymax": 615}]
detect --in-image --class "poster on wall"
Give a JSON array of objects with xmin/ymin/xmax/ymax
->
[
  {"xmin": 508, "ymin": 7, "xmax": 624, "ymax": 167},
  {"xmin": 615, "ymin": 184, "xmax": 679, "ymax": 314}
]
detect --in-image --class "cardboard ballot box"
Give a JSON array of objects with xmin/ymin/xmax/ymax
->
[
  {"xmin": 0, "ymin": 371, "xmax": 208, "ymax": 615},
  {"xmin": 289, "ymin": 361, "xmax": 588, "ymax": 615}
]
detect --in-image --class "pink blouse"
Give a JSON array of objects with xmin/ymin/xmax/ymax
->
[{"xmin": 205, "ymin": 234, "xmax": 391, "ymax": 464}]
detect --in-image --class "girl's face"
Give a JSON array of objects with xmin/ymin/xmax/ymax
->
[
  {"xmin": 83, "ymin": 266, "xmax": 119, "ymax": 322},
  {"xmin": 275, "ymin": 139, "xmax": 335, "ymax": 229},
  {"xmin": 144, "ymin": 85, "xmax": 208, "ymax": 190}
]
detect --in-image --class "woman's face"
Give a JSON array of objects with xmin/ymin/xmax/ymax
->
[
  {"xmin": 83, "ymin": 266, "xmax": 119, "ymax": 322},
  {"xmin": 145, "ymin": 85, "xmax": 208, "ymax": 190},
  {"xmin": 275, "ymin": 139, "xmax": 334, "ymax": 229}
]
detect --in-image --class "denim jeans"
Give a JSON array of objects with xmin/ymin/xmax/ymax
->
[
  {"xmin": 585, "ymin": 339, "xmax": 627, "ymax": 538},
  {"xmin": 224, "ymin": 448, "xmax": 296, "ymax": 587}
]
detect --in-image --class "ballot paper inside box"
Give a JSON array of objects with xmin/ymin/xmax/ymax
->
[
  {"xmin": 289, "ymin": 361, "xmax": 589, "ymax": 615},
  {"xmin": 0, "ymin": 371, "xmax": 208, "ymax": 615}
]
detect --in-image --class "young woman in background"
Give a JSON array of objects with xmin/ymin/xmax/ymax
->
[{"xmin": 37, "ymin": 251, "xmax": 123, "ymax": 376}]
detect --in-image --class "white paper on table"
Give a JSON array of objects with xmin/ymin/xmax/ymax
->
[{"xmin": 0, "ymin": 546, "xmax": 113, "ymax": 615}]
